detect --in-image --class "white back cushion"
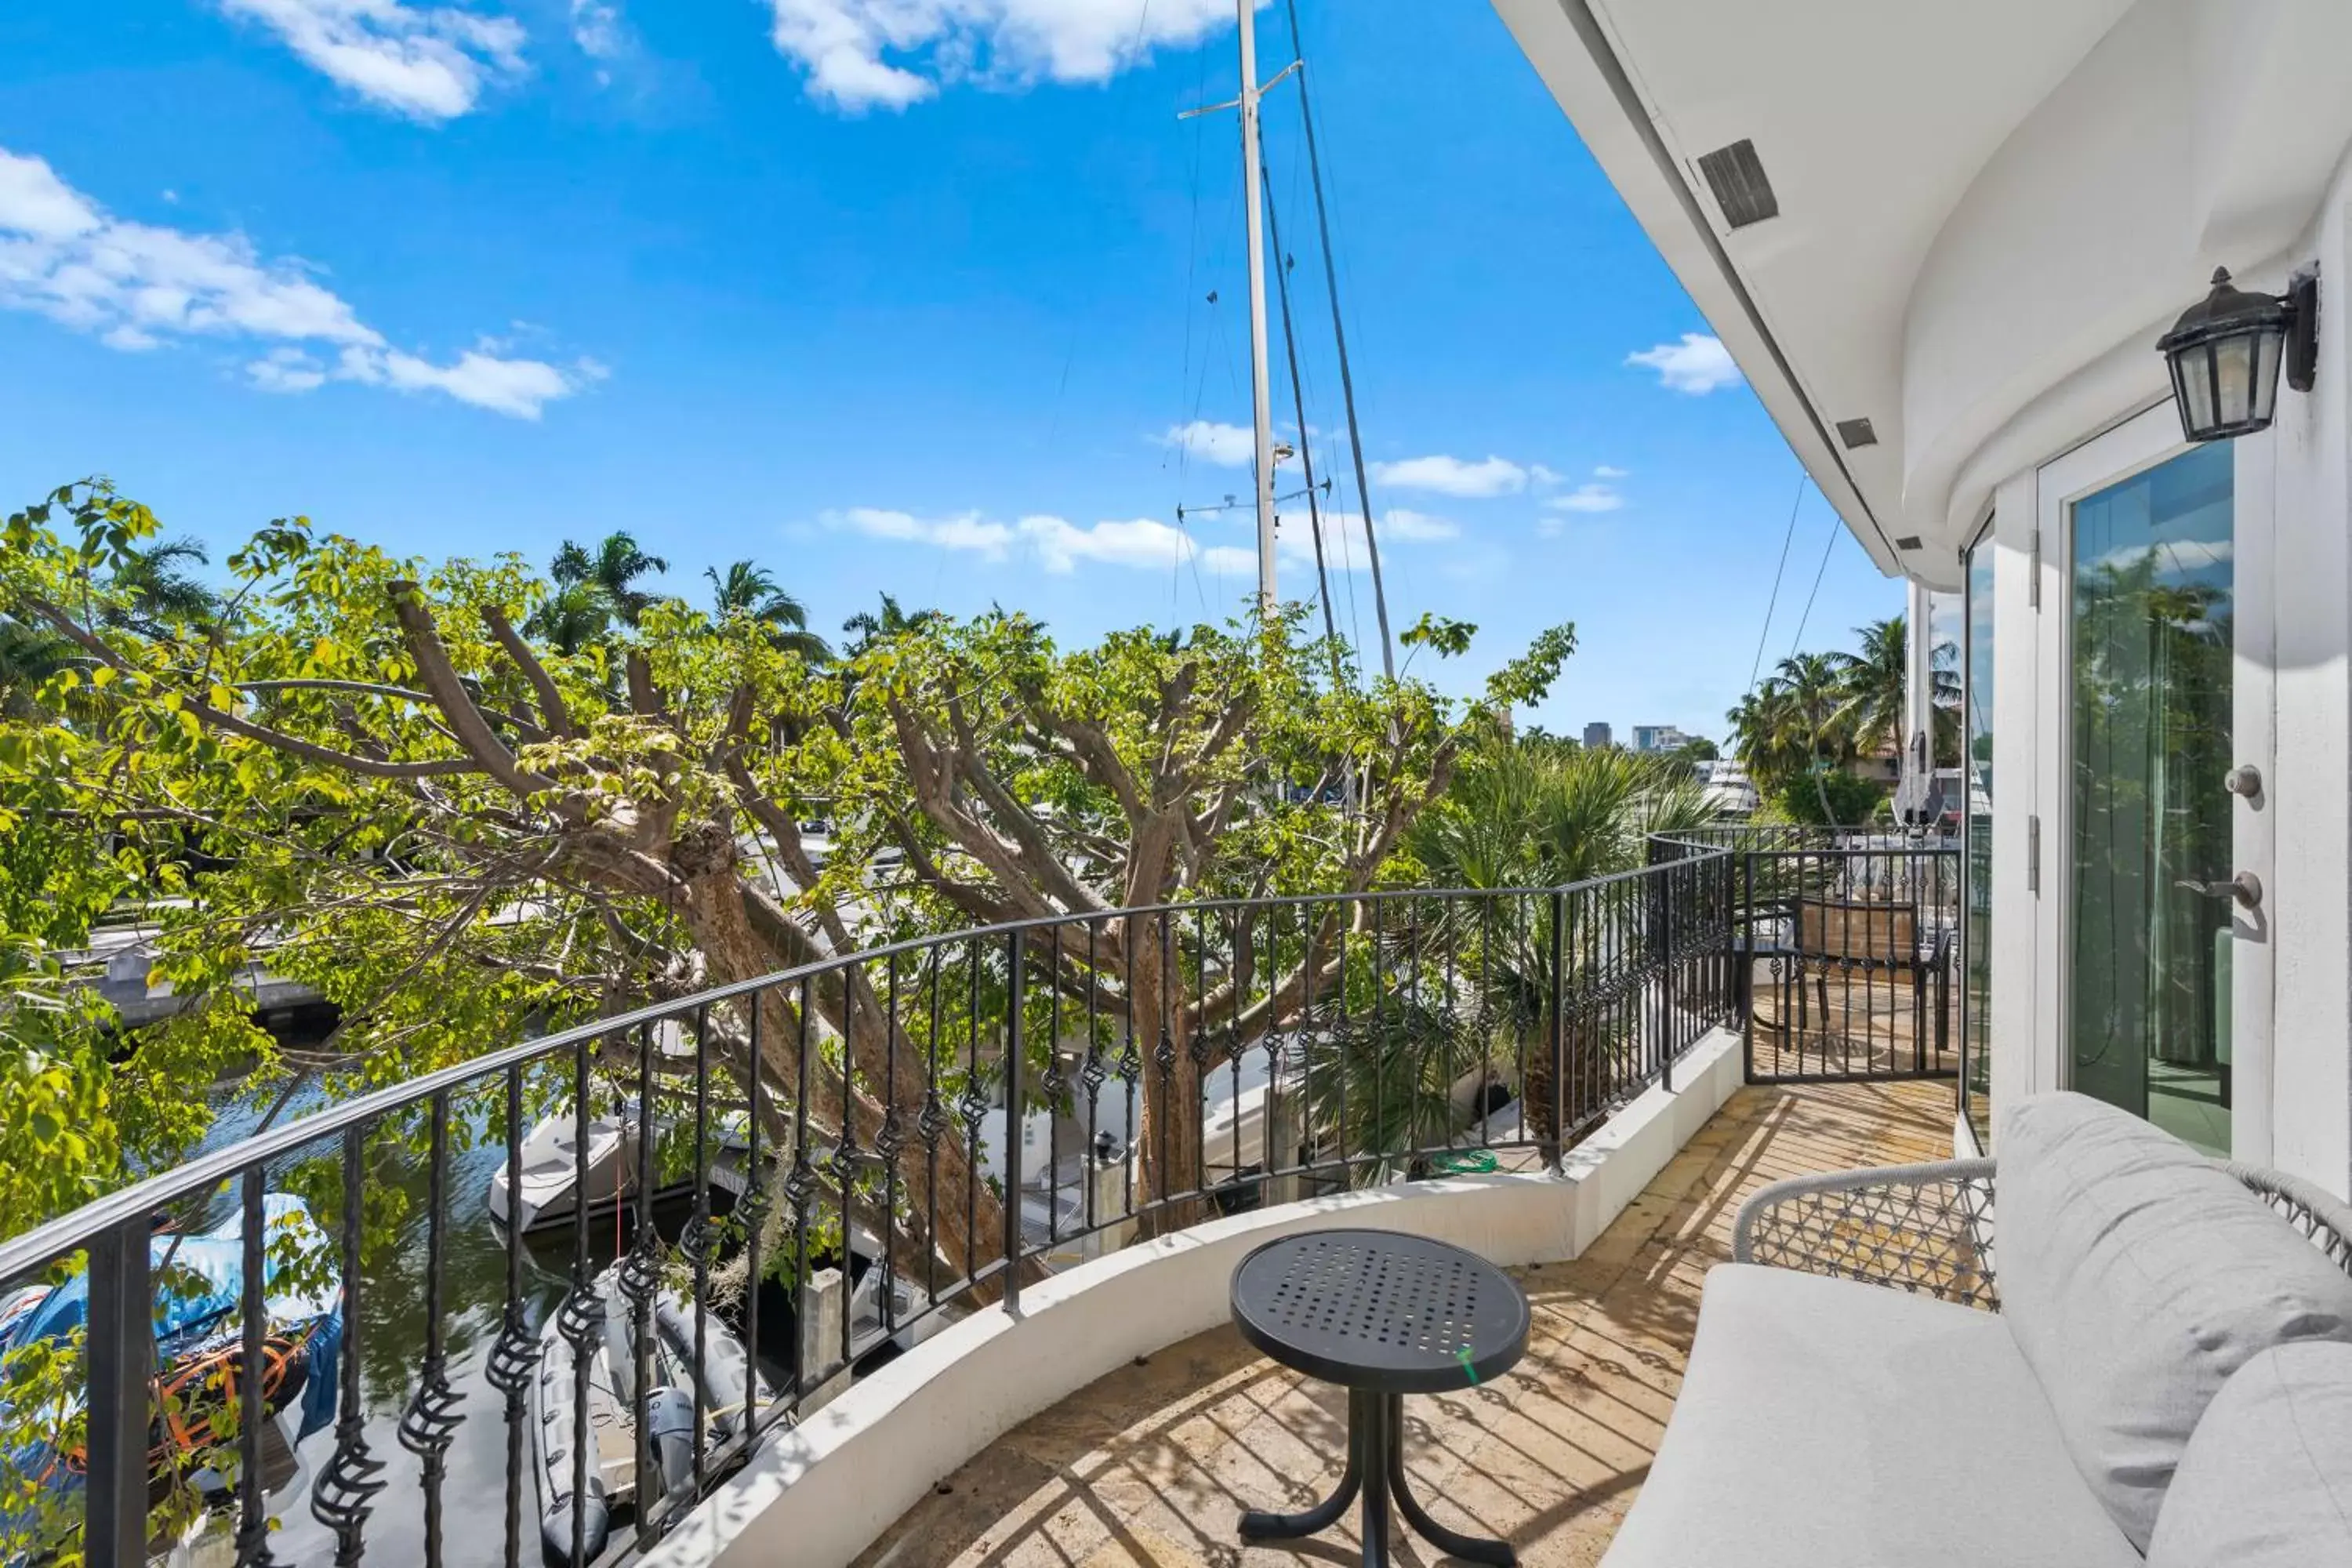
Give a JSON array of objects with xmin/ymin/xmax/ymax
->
[
  {"xmin": 1997, "ymin": 1092, "xmax": 2352, "ymax": 1550},
  {"xmin": 2148, "ymin": 1339, "xmax": 2352, "ymax": 1567}
]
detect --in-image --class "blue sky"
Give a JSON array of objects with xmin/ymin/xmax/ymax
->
[{"xmin": 0, "ymin": 0, "xmax": 1898, "ymax": 739}]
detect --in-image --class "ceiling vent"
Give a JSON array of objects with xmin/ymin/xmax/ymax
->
[
  {"xmin": 1836, "ymin": 417, "xmax": 1879, "ymax": 448},
  {"xmin": 1696, "ymin": 140, "xmax": 1778, "ymax": 230},
  {"xmin": 1894, "ymin": 535, "xmax": 1924, "ymax": 551}
]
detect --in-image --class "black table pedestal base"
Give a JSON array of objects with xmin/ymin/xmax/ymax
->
[{"xmin": 1240, "ymin": 1389, "xmax": 1515, "ymax": 1566}]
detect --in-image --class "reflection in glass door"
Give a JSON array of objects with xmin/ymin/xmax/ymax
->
[{"xmin": 2068, "ymin": 443, "xmax": 2234, "ymax": 1155}]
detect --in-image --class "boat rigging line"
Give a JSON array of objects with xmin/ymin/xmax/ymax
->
[
  {"xmin": 1262, "ymin": 163, "xmax": 1344, "ymax": 680},
  {"xmin": 1784, "ymin": 503, "xmax": 1845, "ymax": 662},
  {"xmin": 1285, "ymin": 0, "xmax": 1393, "ymax": 681},
  {"xmin": 1745, "ymin": 470, "xmax": 1810, "ymax": 696}
]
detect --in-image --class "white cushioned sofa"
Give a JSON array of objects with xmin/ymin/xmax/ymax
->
[{"xmin": 1601, "ymin": 1093, "xmax": 2352, "ymax": 1568}]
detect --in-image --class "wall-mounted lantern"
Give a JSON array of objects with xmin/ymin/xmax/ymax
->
[{"xmin": 2156, "ymin": 266, "xmax": 2319, "ymax": 442}]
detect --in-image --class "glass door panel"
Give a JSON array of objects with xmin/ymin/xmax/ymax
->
[
  {"xmin": 2067, "ymin": 442, "xmax": 2234, "ymax": 1155},
  {"xmin": 1961, "ymin": 537, "xmax": 1994, "ymax": 1145}
]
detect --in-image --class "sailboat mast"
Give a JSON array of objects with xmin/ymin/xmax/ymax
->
[{"xmin": 1237, "ymin": 0, "xmax": 1279, "ymax": 615}]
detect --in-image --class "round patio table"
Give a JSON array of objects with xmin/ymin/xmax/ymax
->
[{"xmin": 1229, "ymin": 1229, "xmax": 1529, "ymax": 1566}]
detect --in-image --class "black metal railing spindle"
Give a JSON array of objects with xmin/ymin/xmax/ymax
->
[
  {"xmin": 236, "ymin": 1166, "xmax": 276, "ymax": 1568},
  {"xmin": 397, "ymin": 1091, "xmax": 459, "ymax": 1568},
  {"xmin": 627, "ymin": 1022, "xmax": 659, "ymax": 1551},
  {"xmin": 314, "ymin": 1125, "xmax": 385, "ymax": 1568}
]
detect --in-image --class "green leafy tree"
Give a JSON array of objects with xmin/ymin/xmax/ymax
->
[
  {"xmin": 0, "ymin": 481, "xmax": 1576, "ymax": 1254},
  {"xmin": 814, "ymin": 608, "xmax": 1577, "ymax": 1219},
  {"xmin": 1772, "ymin": 767, "xmax": 1886, "ymax": 826}
]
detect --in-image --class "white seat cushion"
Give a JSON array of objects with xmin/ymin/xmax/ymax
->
[
  {"xmin": 2148, "ymin": 1339, "xmax": 2352, "ymax": 1568},
  {"xmin": 1996, "ymin": 1092, "xmax": 2352, "ymax": 1549},
  {"xmin": 1599, "ymin": 1265, "xmax": 2141, "ymax": 1568}
]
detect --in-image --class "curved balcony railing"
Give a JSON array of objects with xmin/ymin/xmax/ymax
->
[{"xmin": 0, "ymin": 845, "xmax": 1743, "ymax": 1568}]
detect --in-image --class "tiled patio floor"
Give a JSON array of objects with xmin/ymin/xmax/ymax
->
[{"xmin": 854, "ymin": 1078, "xmax": 1956, "ymax": 1568}]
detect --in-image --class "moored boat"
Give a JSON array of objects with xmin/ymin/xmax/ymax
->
[{"xmin": 532, "ymin": 1261, "xmax": 774, "ymax": 1565}]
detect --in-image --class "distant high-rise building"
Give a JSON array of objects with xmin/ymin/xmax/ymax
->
[
  {"xmin": 1583, "ymin": 722, "xmax": 1612, "ymax": 749},
  {"xmin": 1632, "ymin": 724, "xmax": 1698, "ymax": 753}
]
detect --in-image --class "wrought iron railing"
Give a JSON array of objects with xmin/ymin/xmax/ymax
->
[
  {"xmin": 0, "ymin": 848, "xmax": 1739, "ymax": 1568},
  {"xmin": 1656, "ymin": 825, "xmax": 1962, "ymax": 1083}
]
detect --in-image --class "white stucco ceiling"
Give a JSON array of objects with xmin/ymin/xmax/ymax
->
[{"xmin": 1495, "ymin": 0, "xmax": 2352, "ymax": 589}]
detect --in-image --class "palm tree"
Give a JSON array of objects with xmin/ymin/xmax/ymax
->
[
  {"xmin": 1829, "ymin": 615, "xmax": 1958, "ymax": 766},
  {"xmin": 554, "ymin": 532, "xmax": 669, "ymax": 626},
  {"xmin": 527, "ymin": 578, "xmax": 617, "ymax": 657},
  {"xmin": 0, "ymin": 617, "xmax": 74, "ymax": 718},
  {"xmin": 840, "ymin": 593, "xmax": 942, "ymax": 655},
  {"xmin": 707, "ymin": 562, "xmax": 831, "ymax": 661},
  {"xmin": 1771, "ymin": 651, "xmax": 1857, "ymax": 823},
  {"xmin": 1726, "ymin": 681, "xmax": 1809, "ymax": 795},
  {"xmin": 102, "ymin": 538, "xmax": 219, "ymax": 637},
  {"xmin": 2, "ymin": 539, "xmax": 219, "ymax": 717}
]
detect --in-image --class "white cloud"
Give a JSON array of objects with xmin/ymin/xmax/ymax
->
[
  {"xmin": 834, "ymin": 505, "xmax": 1283, "ymax": 577},
  {"xmin": 1625, "ymin": 332, "xmax": 1743, "ymax": 394},
  {"xmin": 248, "ymin": 346, "xmax": 327, "ymax": 392},
  {"xmin": 764, "ymin": 0, "xmax": 1252, "ymax": 113},
  {"xmin": 833, "ymin": 506, "xmax": 1016, "ymax": 558},
  {"xmin": 1546, "ymin": 483, "xmax": 1624, "ymax": 514},
  {"xmin": 0, "ymin": 152, "xmax": 100, "ymax": 239},
  {"xmin": 569, "ymin": 0, "xmax": 626, "ymax": 60},
  {"xmin": 1528, "ymin": 463, "xmax": 1563, "ymax": 488},
  {"xmin": 1269, "ymin": 508, "xmax": 1455, "ymax": 572},
  {"xmin": 1160, "ymin": 419, "xmax": 1254, "ymax": 466},
  {"xmin": 1593, "ymin": 463, "xmax": 1628, "ymax": 479},
  {"xmin": 220, "ymin": 0, "xmax": 528, "ymax": 121},
  {"xmin": 1020, "ymin": 515, "xmax": 1200, "ymax": 573},
  {"xmin": 336, "ymin": 341, "xmax": 598, "ymax": 419},
  {"xmin": 1381, "ymin": 507, "xmax": 1457, "ymax": 541},
  {"xmin": 1376, "ymin": 456, "xmax": 1529, "ymax": 498},
  {"xmin": 0, "ymin": 145, "xmax": 597, "ymax": 419},
  {"xmin": 1369, "ymin": 454, "xmax": 1528, "ymax": 498}
]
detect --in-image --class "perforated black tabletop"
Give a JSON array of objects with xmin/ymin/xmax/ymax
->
[{"xmin": 1230, "ymin": 1229, "xmax": 1529, "ymax": 1395}]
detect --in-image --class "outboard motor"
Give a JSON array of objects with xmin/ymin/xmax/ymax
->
[{"xmin": 646, "ymin": 1385, "xmax": 698, "ymax": 1504}]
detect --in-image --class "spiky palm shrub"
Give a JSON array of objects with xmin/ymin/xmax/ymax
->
[{"xmin": 1398, "ymin": 744, "xmax": 1715, "ymax": 1152}]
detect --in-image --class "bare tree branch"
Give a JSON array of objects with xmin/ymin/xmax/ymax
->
[
  {"xmin": 386, "ymin": 582, "xmax": 554, "ymax": 799},
  {"xmin": 24, "ymin": 597, "xmax": 481, "ymax": 780},
  {"xmin": 482, "ymin": 604, "xmax": 579, "ymax": 740}
]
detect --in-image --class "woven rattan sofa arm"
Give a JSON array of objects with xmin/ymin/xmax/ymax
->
[
  {"xmin": 2224, "ymin": 1162, "xmax": 2352, "ymax": 1278},
  {"xmin": 1732, "ymin": 1157, "xmax": 2001, "ymax": 1311}
]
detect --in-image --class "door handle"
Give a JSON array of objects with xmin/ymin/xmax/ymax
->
[{"xmin": 2176, "ymin": 872, "xmax": 2263, "ymax": 909}]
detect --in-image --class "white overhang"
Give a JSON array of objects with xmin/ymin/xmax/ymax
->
[{"xmin": 1493, "ymin": 0, "xmax": 2352, "ymax": 590}]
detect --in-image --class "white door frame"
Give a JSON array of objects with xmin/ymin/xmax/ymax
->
[{"xmin": 2028, "ymin": 401, "xmax": 2275, "ymax": 1163}]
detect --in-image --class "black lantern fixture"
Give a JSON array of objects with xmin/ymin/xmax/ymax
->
[{"xmin": 2156, "ymin": 266, "xmax": 2319, "ymax": 442}]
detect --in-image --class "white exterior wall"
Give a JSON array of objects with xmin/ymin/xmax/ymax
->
[
  {"xmin": 2263, "ymin": 148, "xmax": 2352, "ymax": 1196},
  {"xmin": 1973, "ymin": 145, "xmax": 2352, "ymax": 1198},
  {"xmin": 646, "ymin": 1030, "xmax": 1747, "ymax": 1568}
]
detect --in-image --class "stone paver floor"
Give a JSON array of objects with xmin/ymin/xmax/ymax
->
[{"xmin": 855, "ymin": 1078, "xmax": 1956, "ymax": 1567}]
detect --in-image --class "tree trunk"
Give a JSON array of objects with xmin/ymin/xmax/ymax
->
[
  {"xmin": 671, "ymin": 845, "xmax": 1019, "ymax": 1303},
  {"xmin": 1128, "ymin": 914, "xmax": 1212, "ymax": 1236}
]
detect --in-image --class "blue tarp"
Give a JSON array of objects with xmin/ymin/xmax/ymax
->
[{"xmin": 1, "ymin": 1192, "xmax": 345, "ymax": 1495}]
